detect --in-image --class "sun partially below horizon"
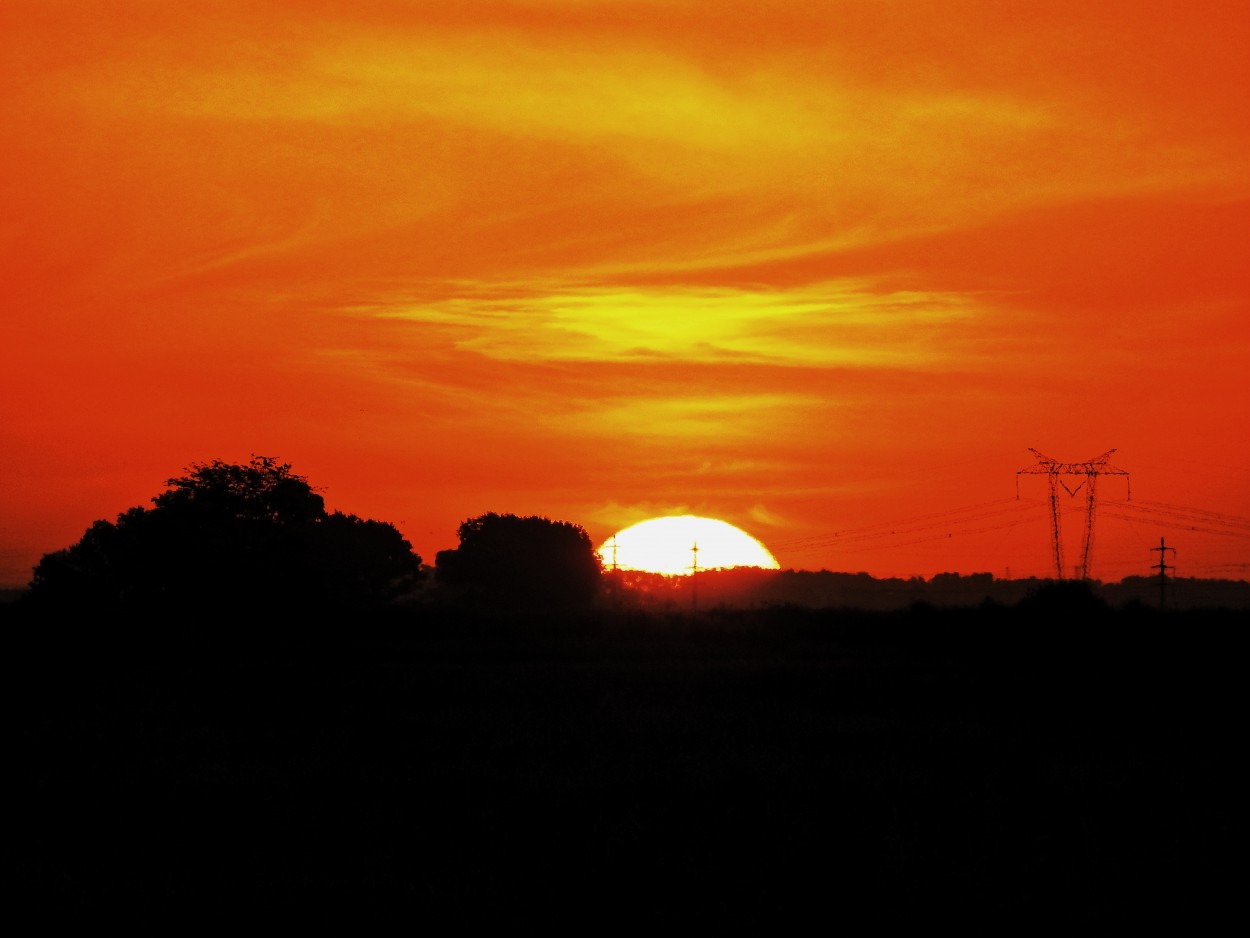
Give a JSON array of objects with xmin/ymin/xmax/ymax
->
[{"xmin": 599, "ymin": 515, "xmax": 780, "ymax": 576}]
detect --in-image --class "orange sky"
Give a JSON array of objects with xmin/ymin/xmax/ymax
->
[{"xmin": 4, "ymin": 0, "xmax": 1249, "ymax": 588}]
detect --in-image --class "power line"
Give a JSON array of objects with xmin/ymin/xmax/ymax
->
[
  {"xmin": 781, "ymin": 510, "xmax": 1043, "ymax": 557},
  {"xmin": 1110, "ymin": 500, "xmax": 1250, "ymax": 535},
  {"xmin": 769, "ymin": 498, "xmax": 1033, "ymax": 551},
  {"xmin": 758, "ymin": 463, "xmax": 1244, "ymax": 578},
  {"xmin": 1099, "ymin": 506, "xmax": 1250, "ymax": 541}
]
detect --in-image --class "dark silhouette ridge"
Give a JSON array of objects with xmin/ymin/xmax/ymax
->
[
  {"xmin": 6, "ymin": 482, "xmax": 1245, "ymax": 925},
  {"xmin": 5, "ymin": 595, "xmax": 1242, "ymax": 929}
]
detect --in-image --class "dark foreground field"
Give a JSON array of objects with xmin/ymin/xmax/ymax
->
[{"xmin": 6, "ymin": 600, "xmax": 1244, "ymax": 927}]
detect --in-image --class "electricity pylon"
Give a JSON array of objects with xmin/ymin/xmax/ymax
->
[{"xmin": 1017, "ymin": 448, "xmax": 1131, "ymax": 580}]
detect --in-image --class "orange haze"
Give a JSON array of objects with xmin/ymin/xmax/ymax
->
[{"xmin": 3, "ymin": 1, "xmax": 1249, "ymax": 588}]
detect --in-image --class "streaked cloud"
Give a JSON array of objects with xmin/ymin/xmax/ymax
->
[
  {"xmin": 366, "ymin": 280, "xmax": 985, "ymax": 367},
  {"xmin": 26, "ymin": 3, "xmax": 1245, "ymax": 283}
]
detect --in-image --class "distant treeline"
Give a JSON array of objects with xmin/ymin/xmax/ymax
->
[
  {"xmin": 8, "ymin": 569, "xmax": 1248, "ymax": 614},
  {"xmin": 608, "ymin": 567, "xmax": 1250, "ymax": 612}
]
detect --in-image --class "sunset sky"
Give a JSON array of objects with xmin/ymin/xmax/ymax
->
[{"xmin": 3, "ymin": 0, "xmax": 1248, "ymax": 588}]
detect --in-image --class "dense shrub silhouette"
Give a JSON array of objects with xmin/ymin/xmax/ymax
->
[
  {"xmin": 26, "ymin": 456, "xmax": 422, "ymax": 616},
  {"xmin": 1015, "ymin": 578, "xmax": 1111, "ymax": 617},
  {"xmin": 435, "ymin": 512, "xmax": 602, "ymax": 609}
]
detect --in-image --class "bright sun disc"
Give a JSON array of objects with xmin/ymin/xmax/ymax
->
[{"xmin": 599, "ymin": 515, "xmax": 780, "ymax": 576}]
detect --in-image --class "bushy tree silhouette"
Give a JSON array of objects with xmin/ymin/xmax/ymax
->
[
  {"xmin": 27, "ymin": 456, "xmax": 422, "ymax": 617},
  {"xmin": 435, "ymin": 512, "xmax": 602, "ymax": 609},
  {"xmin": 1016, "ymin": 578, "xmax": 1111, "ymax": 616}
]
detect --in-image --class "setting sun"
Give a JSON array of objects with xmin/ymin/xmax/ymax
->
[{"xmin": 600, "ymin": 516, "xmax": 780, "ymax": 576}]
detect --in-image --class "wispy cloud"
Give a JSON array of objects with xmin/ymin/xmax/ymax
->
[{"xmin": 365, "ymin": 280, "xmax": 985, "ymax": 367}]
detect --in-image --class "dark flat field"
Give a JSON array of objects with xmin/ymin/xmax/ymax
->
[{"xmin": 6, "ymin": 604, "xmax": 1244, "ymax": 927}]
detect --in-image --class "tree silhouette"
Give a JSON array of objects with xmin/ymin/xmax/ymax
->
[
  {"xmin": 435, "ymin": 512, "xmax": 602, "ymax": 610},
  {"xmin": 26, "ymin": 456, "xmax": 422, "ymax": 617}
]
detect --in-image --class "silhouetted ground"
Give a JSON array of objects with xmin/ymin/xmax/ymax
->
[{"xmin": 4, "ymin": 599, "xmax": 1243, "ymax": 927}]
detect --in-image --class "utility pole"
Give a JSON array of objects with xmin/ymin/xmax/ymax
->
[
  {"xmin": 607, "ymin": 535, "xmax": 620, "ymax": 608},
  {"xmin": 1017, "ymin": 448, "xmax": 1130, "ymax": 580},
  {"xmin": 690, "ymin": 540, "xmax": 699, "ymax": 611},
  {"xmin": 1151, "ymin": 537, "xmax": 1176, "ymax": 609}
]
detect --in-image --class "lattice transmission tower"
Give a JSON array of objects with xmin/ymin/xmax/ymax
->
[{"xmin": 1017, "ymin": 448, "xmax": 1131, "ymax": 580}]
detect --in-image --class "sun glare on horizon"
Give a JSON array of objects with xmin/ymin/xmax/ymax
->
[{"xmin": 599, "ymin": 516, "xmax": 780, "ymax": 576}]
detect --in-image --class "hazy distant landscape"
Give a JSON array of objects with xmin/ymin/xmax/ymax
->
[
  {"xmin": 7, "ymin": 566, "xmax": 1248, "ymax": 613},
  {"xmin": 595, "ymin": 567, "xmax": 1250, "ymax": 612}
]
